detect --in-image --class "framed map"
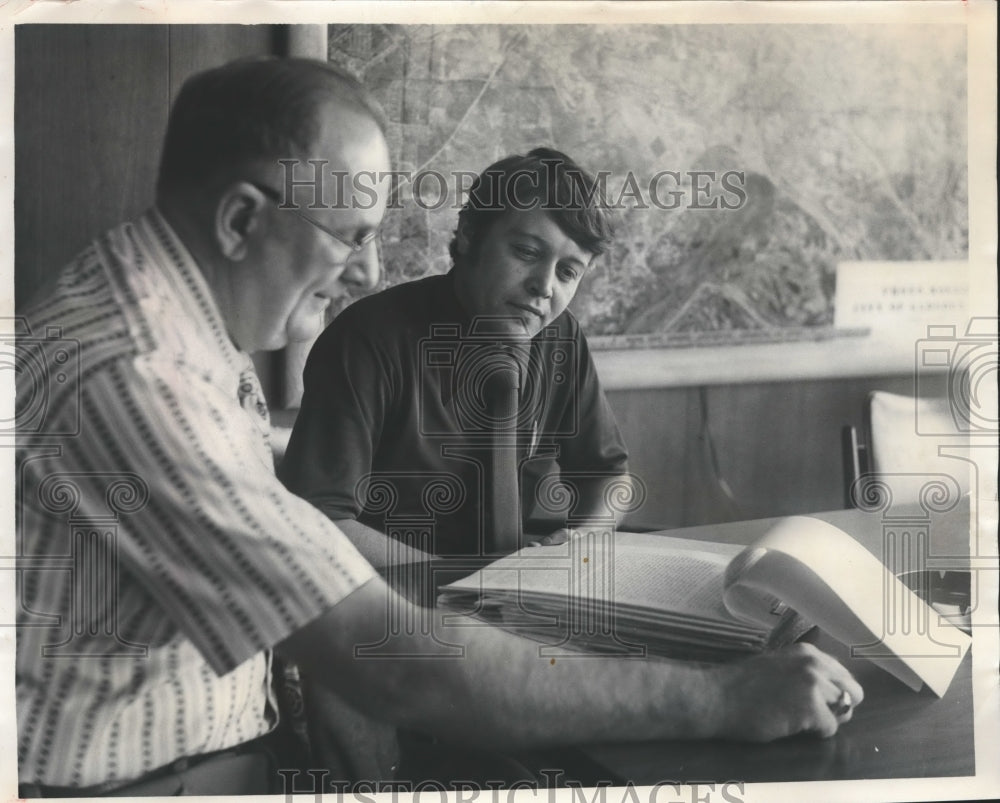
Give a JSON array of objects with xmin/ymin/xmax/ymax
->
[{"xmin": 326, "ymin": 24, "xmax": 967, "ymax": 349}]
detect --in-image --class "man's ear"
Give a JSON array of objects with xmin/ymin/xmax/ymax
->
[{"xmin": 215, "ymin": 182, "xmax": 267, "ymax": 261}]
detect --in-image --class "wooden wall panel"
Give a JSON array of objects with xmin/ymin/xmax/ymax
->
[
  {"xmin": 166, "ymin": 26, "xmax": 276, "ymax": 102},
  {"xmin": 14, "ymin": 24, "xmax": 278, "ymax": 309},
  {"xmin": 15, "ymin": 25, "xmax": 169, "ymax": 307},
  {"xmin": 15, "ymin": 24, "xmax": 280, "ymax": 390},
  {"xmin": 606, "ymin": 372, "xmax": 949, "ymax": 529},
  {"xmin": 599, "ymin": 386, "xmax": 692, "ymax": 530}
]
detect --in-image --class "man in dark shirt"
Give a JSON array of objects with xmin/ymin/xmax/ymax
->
[
  {"xmin": 281, "ymin": 148, "xmax": 632, "ymax": 563},
  {"xmin": 277, "ymin": 149, "xmax": 862, "ymax": 783}
]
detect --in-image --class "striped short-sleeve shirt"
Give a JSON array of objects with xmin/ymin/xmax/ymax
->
[{"xmin": 16, "ymin": 209, "xmax": 377, "ymax": 789}]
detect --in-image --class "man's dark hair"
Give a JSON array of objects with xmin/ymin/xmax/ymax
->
[
  {"xmin": 157, "ymin": 57, "xmax": 387, "ymax": 194},
  {"xmin": 449, "ymin": 147, "xmax": 616, "ymax": 267}
]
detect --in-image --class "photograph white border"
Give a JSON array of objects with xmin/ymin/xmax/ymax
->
[{"xmin": 1, "ymin": 3, "xmax": 996, "ymax": 803}]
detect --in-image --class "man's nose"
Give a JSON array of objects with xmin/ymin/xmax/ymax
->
[
  {"xmin": 339, "ymin": 241, "xmax": 380, "ymax": 293},
  {"xmin": 526, "ymin": 261, "xmax": 555, "ymax": 298}
]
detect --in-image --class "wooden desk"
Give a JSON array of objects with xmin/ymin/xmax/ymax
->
[{"xmin": 580, "ymin": 503, "xmax": 975, "ymax": 783}]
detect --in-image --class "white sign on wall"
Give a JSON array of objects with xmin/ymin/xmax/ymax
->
[{"xmin": 834, "ymin": 261, "xmax": 970, "ymax": 340}]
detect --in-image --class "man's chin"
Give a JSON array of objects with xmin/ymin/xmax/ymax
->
[
  {"xmin": 286, "ymin": 310, "xmax": 330, "ymax": 344},
  {"xmin": 278, "ymin": 330, "xmax": 316, "ymax": 351},
  {"xmin": 287, "ymin": 328, "xmax": 321, "ymax": 345}
]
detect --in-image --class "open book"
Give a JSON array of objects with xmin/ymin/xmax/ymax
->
[{"xmin": 438, "ymin": 516, "xmax": 971, "ymax": 697}]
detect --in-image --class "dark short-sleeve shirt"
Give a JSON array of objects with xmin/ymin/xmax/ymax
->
[{"xmin": 279, "ymin": 272, "xmax": 628, "ymax": 556}]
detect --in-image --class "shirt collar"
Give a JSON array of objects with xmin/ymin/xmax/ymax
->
[
  {"xmin": 436, "ymin": 269, "xmax": 534, "ymax": 411},
  {"xmin": 138, "ymin": 207, "xmax": 250, "ymax": 383}
]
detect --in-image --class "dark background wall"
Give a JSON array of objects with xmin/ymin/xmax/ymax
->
[
  {"xmin": 15, "ymin": 24, "xmax": 280, "ymax": 388},
  {"xmin": 14, "ymin": 24, "xmax": 278, "ymax": 307}
]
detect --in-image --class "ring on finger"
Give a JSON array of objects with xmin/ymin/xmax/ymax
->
[{"xmin": 829, "ymin": 689, "xmax": 852, "ymax": 717}]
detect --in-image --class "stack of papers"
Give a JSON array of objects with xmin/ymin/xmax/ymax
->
[{"xmin": 438, "ymin": 532, "xmax": 810, "ymax": 661}]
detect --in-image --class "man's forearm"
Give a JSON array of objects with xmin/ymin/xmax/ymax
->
[
  {"xmin": 389, "ymin": 606, "xmax": 725, "ymax": 747},
  {"xmin": 281, "ymin": 578, "xmax": 719, "ymax": 748},
  {"xmin": 279, "ymin": 577, "xmax": 862, "ymax": 750},
  {"xmin": 332, "ymin": 517, "xmax": 432, "ymax": 569}
]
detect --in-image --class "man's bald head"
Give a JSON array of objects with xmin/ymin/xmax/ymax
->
[{"xmin": 156, "ymin": 57, "xmax": 387, "ymax": 198}]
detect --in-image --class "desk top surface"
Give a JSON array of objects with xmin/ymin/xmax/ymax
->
[{"xmin": 581, "ymin": 502, "xmax": 976, "ymax": 784}]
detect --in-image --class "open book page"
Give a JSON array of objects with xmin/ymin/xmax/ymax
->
[
  {"xmin": 441, "ymin": 533, "xmax": 738, "ymax": 615},
  {"xmin": 723, "ymin": 516, "xmax": 972, "ymax": 696},
  {"xmin": 438, "ymin": 532, "xmax": 807, "ymax": 659}
]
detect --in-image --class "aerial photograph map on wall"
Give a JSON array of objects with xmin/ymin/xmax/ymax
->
[{"xmin": 327, "ymin": 24, "xmax": 967, "ymax": 347}]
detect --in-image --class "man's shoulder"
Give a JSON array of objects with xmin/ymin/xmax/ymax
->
[
  {"xmin": 21, "ymin": 214, "xmax": 231, "ymax": 385},
  {"xmin": 319, "ymin": 274, "xmax": 450, "ymax": 344},
  {"xmin": 347, "ymin": 273, "xmax": 447, "ymax": 316},
  {"xmin": 21, "ymin": 230, "xmax": 134, "ymax": 361},
  {"xmin": 539, "ymin": 308, "xmax": 584, "ymax": 343}
]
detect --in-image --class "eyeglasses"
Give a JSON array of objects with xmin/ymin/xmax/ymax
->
[{"xmin": 250, "ymin": 183, "xmax": 379, "ymax": 253}]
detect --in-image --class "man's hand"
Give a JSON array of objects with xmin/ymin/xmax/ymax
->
[
  {"xmin": 526, "ymin": 527, "xmax": 581, "ymax": 547},
  {"xmin": 714, "ymin": 643, "xmax": 864, "ymax": 741},
  {"xmin": 527, "ymin": 523, "xmax": 626, "ymax": 546}
]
